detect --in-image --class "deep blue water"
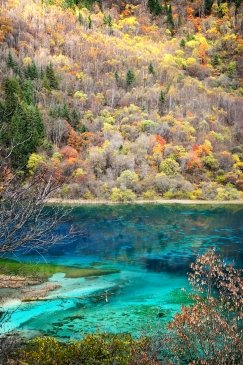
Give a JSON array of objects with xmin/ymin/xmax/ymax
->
[{"xmin": 1, "ymin": 204, "xmax": 243, "ymax": 340}]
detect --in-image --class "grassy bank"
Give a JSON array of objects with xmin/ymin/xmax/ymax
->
[{"xmin": 0, "ymin": 259, "xmax": 119, "ymax": 279}]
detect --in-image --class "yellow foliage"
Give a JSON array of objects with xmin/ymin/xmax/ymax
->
[
  {"xmin": 175, "ymin": 50, "xmax": 184, "ymax": 57},
  {"xmin": 188, "ymin": 189, "xmax": 203, "ymax": 200},
  {"xmin": 52, "ymin": 54, "xmax": 70, "ymax": 68},
  {"xmin": 76, "ymin": 71, "xmax": 85, "ymax": 80},
  {"xmin": 186, "ymin": 40, "xmax": 200, "ymax": 49},
  {"xmin": 23, "ymin": 57, "xmax": 32, "ymax": 65},
  {"xmin": 74, "ymin": 91, "xmax": 88, "ymax": 102},
  {"xmin": 163, "ymin": 54, "xmax": 176, "ymax": 66},
  {"xmin": 27, "ymin": 153, "xmax": 45, "ymax": 174},
  {"xmin": 116, "ymin": 16, "xmax": 138, "ymax": 32},
  {"xmin": 73, "ymin": 168, "xmax": 84, "ymax": 178},
  {"xmin": 195, "ymin": 34, "xmax": 208, "ymax": 46},
  {"xmin": 186, "ymin": 57, "xmax": 197, "ymax": 66},
  {"xmin": 103, "ymin": 122, "xmax": 116, "ymax": 133}
]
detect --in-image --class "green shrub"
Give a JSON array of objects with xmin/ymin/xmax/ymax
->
[
  {"xmin": 117, "ymin": 170, "xmax": 139, "ymax": 190},
  {"xmin": 110, "ymin": 188, "xmax": 136, "ymax": 202},
  {"xmin": 202, "ymin": 154, "xmax": 219, "ymax": 170},
  {"xmin": 215, "ymin": 185, "xmax": 241, "ymax": 201},
  {"xmin": 15, "ymin": 333, "xmax": 151, "ymax": 365},
  {"xmin": 143, "ymin": 189, "xmax": 158, "ymax": 200},
  {"xmin": 159, "ymin": 158, "xmax": 181, "ymax": 176}
]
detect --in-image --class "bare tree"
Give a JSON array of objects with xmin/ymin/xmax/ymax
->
[
  {"xmin": 0, "ymin": 155, "xmax": 72, "ymax": 255},
  {"xmin": 0, "ymin": 139, "xmax": 75, "ymax": 363}
]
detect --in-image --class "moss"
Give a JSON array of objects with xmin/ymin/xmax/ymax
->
[
  {"xmin": 166, "ymin": 288, "xmax": 195, "ymax": 305},
  {"xmin": 0, "ymin": 258, "xmax": 119, "ymax": 279}
]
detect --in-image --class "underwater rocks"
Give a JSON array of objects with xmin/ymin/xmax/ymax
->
[{"xmin": 143, "ymin": 251, "xmax": 196, "ymax": 274}]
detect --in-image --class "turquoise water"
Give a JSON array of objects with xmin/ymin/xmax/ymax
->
[{"xmin": 1, "ymin": 204, "xmax": 243, "ymax": 340}]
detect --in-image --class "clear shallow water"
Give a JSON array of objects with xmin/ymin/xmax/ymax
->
[{"xmin": 1, "ymin": 204, "xmax": 243, "ymax": 340}]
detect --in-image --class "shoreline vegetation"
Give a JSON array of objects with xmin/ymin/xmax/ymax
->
[
  {"xmin": 0, "ymin": 259, "xmax": 119, "ymax": 279},
  {"xmin": 46, "ymin": 198, "xmax": 243, "ymax": 206}
]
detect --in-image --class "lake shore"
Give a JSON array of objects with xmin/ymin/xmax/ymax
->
[
  {"xmin": 0, "ymin": 259, "xmax": 119, "ymax": 306},
  {"xmin": 47, "ymin": 198, "xmax": 243, "ymax": 206}
]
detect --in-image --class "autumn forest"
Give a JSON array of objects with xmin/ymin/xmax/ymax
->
[{"xmin": 0, "ymin": 0, "xmax": 243, "ymax": 202}]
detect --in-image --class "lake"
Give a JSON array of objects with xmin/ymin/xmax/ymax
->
[{"xmin": 1, "ymin": 204, "xmax": 243, "ymax": 340}]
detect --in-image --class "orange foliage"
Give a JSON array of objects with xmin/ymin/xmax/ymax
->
[
  {"xmin": 67, "ymin": 128, "xmax": 82, "ymax": 151},
  {"xmin": 156, "ymin": 135, "xmax": 166, "ymax": 147},
  {"xmin": 198, "ymin": 43, "xmax": 208, "ymax": 64},
  {"xmin": 152, "ymin": 143, "xmax": 163, "ymax": 155},
  {"xmin": 187, "ymin": 7, "xmax": 201, "ymax": 32},
  {"xmin": 60, "ymin": 146, "xmax": 79, "ymax": 159},
  {"xmin": 152, "ymin": 135, "xmax": 166, "ymax": 155},
  {"xmin": 192, "ymin": 142, "xmax": 211, "ymax": 157},
  {"xmin": 0, "ymin": 15, "xmax": 12, "ymax": 43},
  {"xmin": 186, "ymin": 151, "xmax": 203, "ymax": 171},
  {"xmin": 80, "ymin": 132, "xmax": 103, "ymax": 149}
]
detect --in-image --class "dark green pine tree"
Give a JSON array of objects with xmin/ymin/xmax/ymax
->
[
  {"xmin": 78, "ymin": 123, "xmax": 88, "ymax": 134},
  {"xmin": 3, "ymin": 77, "xmax": 21, "ymax": 120},
  {"xmin": 44, "ymin": 63, "xmax": 59, "ymax": 90},
  {"xmin": 114, "ymin": 71, "xmax": 120, "ymax": 86},
  {"xmin": 62, "ymin": 103, "xmax": 71, "ymax": 122},
  {"xmin": 88, "ymin": 15, "xmax": 92, "ymax": 29},
  {"xmin": 204, "ymin": 0, "xmax": 214, "ymax": 15},
  {"xmin": 147, "ymin": 0, "xmax": 162, "ymax": 16},
  {"xmin": 64, "ymin": 0, "xmax": 76, "ymax": 8},
  {"xmin": 1, "ymin": 77, "xmax": 44, "ymax": 169},
  {"xmin": 212, "ymin": 53, "xmax": 220, "ymax": 67},
  {"xmin": 167, "ymin": 5, "xmax": 174, "ymax": 31},
  {"xmin": 25, "ymin": 61, "xmax": 39, "ymax": 80},
  {"xmin": 70, "ymin": 109, "xmax": 79, "ymax": 127},
  {"xmin": 78, "ymin": 12, "xmax": 83, "ymax": 24},
  {"xmin": 7, "ymin": 52, "xmax": 17, "ymax": 70},
  {"xmin": 10, "ymin": 103, "xmax": 44, "ymax": 169},
  {"xmin": 180, "ymin": 39, "xmax": 186, "ymax": 48},
  {"xmin": 234, "ymin": 0, "xmax": 242, "ymax": 16},
  {"xmin": 126, "ymin": 69, "xmax": 135, "ymax": 89},
  {"xmin": 103, "ymin": 14, "xmax": 112, "ymax": 28},
  {"xmin": 22, "ymin": 80, "xmax": 35, "ymax": 105},
  {"xmin": 159, "ymin": 90, "xmax": 166, "ymax": 115},
  {"xmin": 148, "ymin": 62, "xmax": 155, "ymax": 75}
]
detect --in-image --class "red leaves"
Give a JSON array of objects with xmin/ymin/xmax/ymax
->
[
  {"xmin": 155, "ymin": 135, "xmax": 166, "ymax": 147},
  {"xmin": 186, "ymin": 154, "xmax": 203, "ymax": 171}
]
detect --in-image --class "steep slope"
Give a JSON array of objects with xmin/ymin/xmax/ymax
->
[{"xmin": 0, "ymin": 0, "xmax": 243, "ymax": 200}]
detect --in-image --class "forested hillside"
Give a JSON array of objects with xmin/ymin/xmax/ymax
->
[{"xmin": 1, "ymin": 0, "xmax": 243, "ymax": 201}]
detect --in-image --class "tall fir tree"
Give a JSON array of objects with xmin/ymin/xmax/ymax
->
[
  {"xmin": 88, "ymin": 15, "xmax": 92, "ymax": 29},
  {"xmin": 3, "ymin": 77, "xmax": 21, "ymax": 120},
  {"xmin": 1, "ymin": 77, "xmax": 44, "ymax": 169},
  {"xmin": 7, "ymin": 52, "xmax": 17, "ymax": 70},
  {"xmin": 147, "ymin": 0, "xmax": 162, "ymax": 16},
  {"xmin": 159, "ymin": 90, "xmax": 166, "ymax": 115},
  {"xmin": 204, "ymin": 0, "xmax": 214, "ymax": 15},
  {"xmin": 126, "ymin": 70, "xmax": 135, "ymax": 89},
  {"xmin": 148, "ymin": 62, "xmax": 155, "ymax": 75},
  {"xmin": 45, "ymin": 63, "xmax": 59, "ymax": 90},
  {"xmin": 167, "ymin": 4, "xmax": 174, "ymax": 31},
  {"xmin": 10, "ymin": 103, "xmax": 44, "ymax": 169},
  {"xmin": 25, "ymin": 61, "xmax": 39, "ymax": 80}
]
